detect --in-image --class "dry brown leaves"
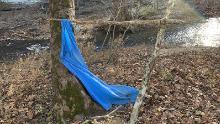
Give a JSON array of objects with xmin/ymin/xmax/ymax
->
[
  {"xmin": 87, "ymin": 46, "xmax": 220, "ymax": 124},
  {"xmin": 0, "ymin": 52, "xmax": 54, "ymax": 123},
  {"xmin": 140, "ymin": 48, "xmax": 220, "ymax": 124},
  {"xmin": 0, "ymin": 45, "xmax": 219, "ymax": 123}
]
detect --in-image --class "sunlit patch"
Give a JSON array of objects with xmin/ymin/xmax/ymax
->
[
  {"xmin": 166, "ymin": 17, "xmax": 220, "ymax": 47},
  {"xmin": 197, "ymin": 18, "xmax": 220, "ymax": 47},
  {"xmin": 166, "ymin": 0, "xmax": 220, "ymax": 48},
  {"xmin": 172, "ymin": 0, "xmax": 205, "ymax": 21}
]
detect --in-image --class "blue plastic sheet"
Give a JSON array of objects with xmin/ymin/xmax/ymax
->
[{"xmin": 60, "ymin": 19, "xmax": 138, "ymax": 110}]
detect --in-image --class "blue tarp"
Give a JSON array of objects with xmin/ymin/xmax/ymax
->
[{"xmin": 60, "ymin": 19, "xmax": 138, "ymax": 110}]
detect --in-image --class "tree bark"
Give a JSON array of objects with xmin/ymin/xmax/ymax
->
[{"xmin": 49, "ymin": 0, "xmax": 102, "ymax": 123}]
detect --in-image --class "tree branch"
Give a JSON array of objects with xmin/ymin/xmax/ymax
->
[{"xmin": 50, "ymin": 18, "xmax": 184, "ymax": 26}]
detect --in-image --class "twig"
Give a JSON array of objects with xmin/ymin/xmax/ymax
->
[
  {"xmin": 91, "ymin": 105, "xmax": 122, "ymax": 119},
  {"xmin": 82, "ymin": 105, "xmax": 122, "ymax": 124},
  {"xmin": 107, "ymin": 24, "xmax": 131, "ymax": 64},
  {"xmin": 101, "ymin": 0, "xmax": 124, "ymax": 50}
]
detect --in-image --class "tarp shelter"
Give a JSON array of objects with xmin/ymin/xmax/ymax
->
[{"xmin": 60, "ymin": 19, "xmax": 138, "ymax": 110}]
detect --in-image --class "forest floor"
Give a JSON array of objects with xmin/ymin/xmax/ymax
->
[
  {"xmin": 0, "ymin": 46, "xmax": 219, "ymax": 123},
  {"xmin": 0, "ymin": 1, "xmax": 220, "ymax": 124},
  {"xmin": 0, "ymin": 5, "xmax": 49, "ymax": 41}
]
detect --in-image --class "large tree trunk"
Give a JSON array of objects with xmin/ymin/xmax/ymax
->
[{"xmin": 49, "ymin": 0, "xmax": 101, "ymax": 123}]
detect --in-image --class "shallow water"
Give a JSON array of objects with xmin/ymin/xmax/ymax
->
[
  {"xmin": 95, "ymin": 18, "xmax": 220, "ymax": 48},
  {"xmin": 0, "ymin": 39, "xmax": 49, "ymax": 61},
  {"xmin": 0, "ymin": 18, "xmax": 219, "ymax": 61},
  {"xmin": 6, "ymin": 0, "xmax": 40, "ymax": 4},
  {"xmin": 166, "ymin": 17, "xmax": 220, "ymax": 47}
]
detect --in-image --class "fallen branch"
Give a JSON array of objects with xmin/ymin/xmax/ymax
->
[
  {"xmin": 129, "ymin": 0, "xmax": 175, "ymax": 124},
  {"xmin": 82, "ymin": 105, "xmax": 122, "ymax": 124},
  {"xmin": 91, "ymin": 105, "xmax": 122, "ymax": 119},
  {"xmin": 50, "ymin": 18, "xmax": 184, "ymax": 26},
  {"xmin": 129, "ymin": 27, "xmax": 165, "ymax": 124}
]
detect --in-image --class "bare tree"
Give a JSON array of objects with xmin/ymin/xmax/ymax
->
[{"xmin": 49, "ymin": 0, "xmax": 101, "ymax": 123}]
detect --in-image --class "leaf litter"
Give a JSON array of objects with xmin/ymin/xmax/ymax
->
[{"xmin": 0, "ymin": 46, "xmax": 219, "ymax": 123}]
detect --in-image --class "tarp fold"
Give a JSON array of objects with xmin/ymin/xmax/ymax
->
[{"xmin": 60, "ymin": 19, "xmax": 138, "ymax": 110}]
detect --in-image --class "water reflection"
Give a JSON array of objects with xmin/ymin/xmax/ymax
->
[
  {"xmin": 166, "ymin": 18, "xmax": 220, "ymax": 47},
  {"xmin": 198, "ymin": 18, "xmax": 220, "ymax": 47},
  {"xmin": 6, "ymin": 0, "xmax": 39, "ymax": 3}
]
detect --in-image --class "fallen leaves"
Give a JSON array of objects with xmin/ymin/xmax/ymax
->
[
  {"xmin": 27, "ymin": 110, "xmax": 34, "ymax": 119},
  {"xmin": 0, "ymin": 44, "xmax": 219, "ymax": 123},
  {"xmin": 88, "ymin": 46, "xmax": 220, "ymax": 123},
  {"xmin": 0, "ymin": 53, "xmax": 55, "ymax": 123}
]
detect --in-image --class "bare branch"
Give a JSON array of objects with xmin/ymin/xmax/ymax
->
[{"xmin": 81, "ymin": 105, "xmax": 122, "ymax": 124}]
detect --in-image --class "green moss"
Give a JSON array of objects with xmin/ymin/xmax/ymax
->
[
  {"xmin": 50, "ymin": 20, "xmax": 61, "ymax": 45},
  {"xmin": 62, "ymin": 0, "xmax": 71, "ymax": 8},
  {"xmin": 50, "ymin": 0, "xmax": 87, "ymax": 122},
  {"xmin": 60, "ymin": 81, "xmax": 86, "ymax": 119}
]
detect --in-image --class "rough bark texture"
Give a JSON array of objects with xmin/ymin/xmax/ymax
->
[{"xmin": 49, "ymin": 0, "xmax": 102, "ymax": 123}]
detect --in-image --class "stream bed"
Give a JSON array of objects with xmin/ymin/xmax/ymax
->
[
  {"xmin": 0, "ymin": 39, "xmax": 49, "ymax": 61},
  {"xmin": 122, "ymin": 17, "xmax": 220, "ymax": 47},
  {"xmin": 0, "ymin": 17, "xmax": 219, "ymax": 61},
  {"xmin": 166, "ymin": 17, "xmax": 220, "ymax": 47}
]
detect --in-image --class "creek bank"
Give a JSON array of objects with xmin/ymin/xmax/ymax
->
[
  {"xmin": 0, "ymin": 3, "xmax": 49, "ymax": 42},
  {"xmin": 0, "ymin": 39, "xmax": 49, "ymax": 61}
]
